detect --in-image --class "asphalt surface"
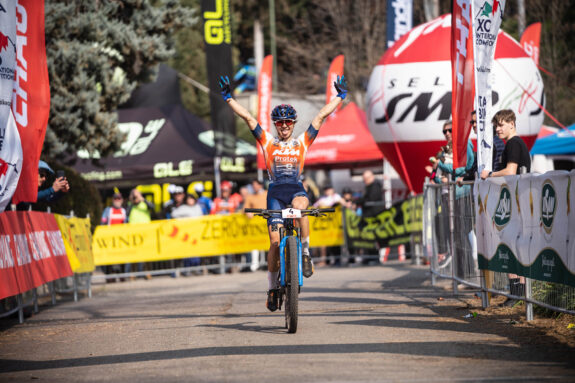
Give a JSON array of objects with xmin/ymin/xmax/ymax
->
[{"xmin": 0, "ymin": 261, "xmax": 574, "ymax": 382}]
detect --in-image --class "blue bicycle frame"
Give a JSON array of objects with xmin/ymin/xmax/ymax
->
[{"xmin": 279, "ymin": 235, "xmax": 303, "ymax": 288}]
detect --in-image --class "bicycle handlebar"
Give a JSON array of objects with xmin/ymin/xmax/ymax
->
[{"xmin": 244, "ymin": 207, "xmax": 335, "ymax": 218}]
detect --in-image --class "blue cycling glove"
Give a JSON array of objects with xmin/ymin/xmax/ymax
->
[
  {"xmin": 219, "ymin": 75, "xmax": 232, "ymax": 101},
  {"xmin": 334, "ymin": 75, "xmax": 347, "ymax": 100}
]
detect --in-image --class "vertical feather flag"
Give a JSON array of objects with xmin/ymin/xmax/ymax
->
[{"xmin": 256, "ymin": 55, "xmax": 273, "ymax": 170}]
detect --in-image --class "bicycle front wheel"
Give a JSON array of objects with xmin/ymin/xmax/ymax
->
[{"xmin": 284, "ymin": 236, "xmax": 299, "ymax": 333}]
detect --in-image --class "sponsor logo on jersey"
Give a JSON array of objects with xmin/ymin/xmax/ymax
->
[{"xmin": 272, "ymin": 148, "xmax": 300, "ymax": 156}]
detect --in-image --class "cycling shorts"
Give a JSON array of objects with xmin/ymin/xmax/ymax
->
[{"xmin": 266, "ymin": 182, "xmax": 308, "ymax": 225}]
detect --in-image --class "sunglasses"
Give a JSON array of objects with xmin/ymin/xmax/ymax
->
[
  {"xmin": 442, "ymin": 128, "xmax": 452, "ymax": 134},
  {"xmin": 274, "ymin": 119, "xmax": 295, "ymax": 128}
]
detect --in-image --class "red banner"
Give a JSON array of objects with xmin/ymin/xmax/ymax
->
[
  {"xmin": 451, "ymin": 4, "xmax": 476, "ymax": 168},
  {"xmin": 11, "ymin": 1, "xmax": 51, "ymax": 204},
  {"xmin": 520, "ymin": 22, "xmax": 541, "ymax": 66},
  {"xmin": 0, "ymin": 211, "xmax": 72, "ymax": 300},
  {"xmin": 256, "ymin": 55, "xmax": 273, "ymax": 170},
  {"xmin": 325, "ymin": 55, "xmax": 344, "ymax": 120}
]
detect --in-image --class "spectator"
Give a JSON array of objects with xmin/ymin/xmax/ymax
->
[
  {"xmin": 358, "ymin": 170, "xmax": 384, "ymax": 218},
  {"xmin": 101, "ymin": 190, "xmax": 127, "ymax": 225},
  {"xmin": 127, "ymin": 189, "xmax": 155, "ymax": 223},
  {"xmin": 14, "ymin": 160, "xmax": 70, "ymax": 211},
  {"xmin": 162, "ymin": 185, "xmax": 186, "ymax": 219},
  {"xmin": 126, "ymin": 188, "xmax": 155, "ymax": 279},
  {"xmin": 480, "ymin": 109, "xmax": 531, "ymax": 306},
  {"xmin": 480, "ymin": 109, "xmax": 531, "ymax": 179},
  {"xmin": 101, "ymin": 190, "xmax": 128, "ymax": 281},
  {"xmin": 211, "ymin": 181, "xmax": 241, "ymax": 214},
  {"xmin": 171, "ymin": 193, "xmax": 204, "ymax": 274},
  {"xmin": 434, "ymin": 118, "xmax": 476, "ymax": 283},
  {"xmin": 194, "ymin": 183, "xmax": 213, "ymax": 215},
  {"xmin": 237, "ymin": 184, "xmax": 250, "ymax": 211},
  {"xmin": 243, "ymin": 179, "xmax": 267, "ymax": 214},
  {"xmin": 424, "ymin": 122, "xmax": 454, "ymax": 266},
  {"xmin": 458, "ymin": 110, "xmax": 505, "ymax": 183},
  {"xmin": 340, "ymin": 187, "xmax": 357, "ymax": 211},
  {"xmin": 313, "ymin": 184, "xmax": 342, "ymax": 208},
  {"xmin": 171, "ymin": 193, "xmax": 204, "ymax": 219}
]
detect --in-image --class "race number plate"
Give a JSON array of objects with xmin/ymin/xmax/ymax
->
[{"xmin": 282, "ymin": 208, "xmax": 302, "ymax": 219}]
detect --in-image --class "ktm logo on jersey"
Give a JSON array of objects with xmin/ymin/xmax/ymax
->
[{"xmin": 272, "ymin": 148, "xmax": 300, "ymax": 156}]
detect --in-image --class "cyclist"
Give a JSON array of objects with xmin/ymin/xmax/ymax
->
[{"xmin": 219, "ymin": 74, "xmax": 348, "ymax": 312}]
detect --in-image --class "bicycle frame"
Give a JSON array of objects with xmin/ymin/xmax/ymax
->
[{"xmin": 279, "ymin": 220, "xmax": 303, "ymax": 288}]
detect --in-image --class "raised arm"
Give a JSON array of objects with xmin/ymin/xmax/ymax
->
[
  {"xmin": 219, "ymin": 76, "xmax": 258, "ymax": 131},
  {"xmin": 311, "ymin": 75, "xmax": 347, "ymax": 130}
]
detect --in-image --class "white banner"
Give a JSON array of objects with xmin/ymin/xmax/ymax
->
[
  {"xmin": 0, "ymin": 1, "xmax": 23, "ymax": 211},
  {"xmin": 472, "ymin": 0, "xmax": 506, "ymax": 174},
  {"xmin": 476, "ymin": 171, "xmax": 575, "ymax": 287}
]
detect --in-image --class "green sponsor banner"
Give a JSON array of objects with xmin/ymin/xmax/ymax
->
[
  {"xmin": 344, "ymin": 195, "xmax": 423, "ymax": 250},
  {"xmin": 478, "ymin": 245, "xmax": 575, "ymax": 287}
]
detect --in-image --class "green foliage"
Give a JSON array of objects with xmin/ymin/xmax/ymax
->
[
  {"xmin": 34, "ymin": 164, "xmax": 104, "ymax": 230},
  {"xmin": 532, "ymin": 281, "xmax": 575, "ymax": 318},
  {"xmin": 44, "ymin": 0, "xmax": 196, "ymax": 160}
]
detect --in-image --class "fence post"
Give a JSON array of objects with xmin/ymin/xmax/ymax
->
[
  {"xmin": 448, "ymin": 175, "xmax": 458, "ymax": 294},
  {"xmin": 340, "ymin": 207, "xmax": 350, "ymax": 267},
  {"xmin": 17, "ymin": 294, "xmax": 24, "ymax": 324},
  {"xmin": 49, "ymin": 281, "xmax": 56, "ymax": 305},
  {"xmin": 525, "ymin": 277, "xmax": 533, "ymax": 321},
  {"xmin": 518, "ymin": 166, "xmax": 533, "ymax": 321},
  {"xmin": 219, "ymin": 255, "xmax": 226, "ymax": 275},
  {"xmin": 33, "ymin": 288, "xmax": 39, "ymax": 313},
  {"xmin": 73, "ymin": 274, "xmax": 79, "ymax": 302}
]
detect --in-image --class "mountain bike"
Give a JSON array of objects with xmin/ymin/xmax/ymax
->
[{"xmin": 244, "ymin": 207, "xmax": 334, "ymax": 333}]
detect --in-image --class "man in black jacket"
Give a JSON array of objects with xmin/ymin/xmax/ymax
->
[{"xmin": 359, "ymin": 170, "xmax": 384, "ymax": 218}]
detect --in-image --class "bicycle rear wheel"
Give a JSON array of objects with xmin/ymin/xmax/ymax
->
[{"xmin": 284, "ymin": 236, "xmax": 299, "ymax": 333}]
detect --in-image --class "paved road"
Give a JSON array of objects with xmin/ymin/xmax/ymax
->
[{"xmin": 0, "ymin": 262, "xmax": 573, "ymax": 382}]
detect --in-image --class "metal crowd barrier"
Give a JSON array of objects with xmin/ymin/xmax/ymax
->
[
  {"xmin": 423, "ymin": 179, "xmax": 575, "ymax": 319},
  {"xmin": 0, "ymin": 273, "xmax": 92, "ymax": 324}
]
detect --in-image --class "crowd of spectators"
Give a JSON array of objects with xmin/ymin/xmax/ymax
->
[{"xmin": 99, "ymin": 172, "xmax": 388, "ymax": 280}]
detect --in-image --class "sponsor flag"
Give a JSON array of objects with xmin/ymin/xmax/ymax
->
[
  {"xmin": 472, "ymin": 0, "xmax": 506, "ymax": 173},
  {"xmin": 325, "ymin": 55, "xmax": 344, "ymax": 120},
  {"xmin": 520, "ymin": 22, "xmax": 541, "ymax": 66},
  {"xmin": 451, "ymin": 1, "xmax": 476, "ymax": 168},
  {"xmin": 386, "ymin": 0, "xmax": 413, "ymax": 48},
  {"xmin": 11, "ymin": 0, "xmax": 51, "ymax": 205},
  {"xmin": 201, "ymin": 0, "xmax": 236, "ymax": 156},
  {"xmin": 256, "ymin": 55, "xmax": 273, "ymax": 170},
  {"xmin": 0, "ymin": 1, "xmax": 23, "ymax": 211}
]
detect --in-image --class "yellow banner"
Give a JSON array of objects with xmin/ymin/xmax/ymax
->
[
  {"xmin": 93, "ymin": 209, "xmax": 343, "ymax": 265},
  {"xmin": 54, "ymin": 215, "xmax": 95, "ymax": 273}
]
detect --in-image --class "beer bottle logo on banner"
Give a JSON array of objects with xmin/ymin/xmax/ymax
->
[
  {"xmin": 540, "ymin": 180, "xmax": 557, "ymax": 234},
  {"xmin": 493, "ymin": 184, "xmax": 511, "ymax": 230}
]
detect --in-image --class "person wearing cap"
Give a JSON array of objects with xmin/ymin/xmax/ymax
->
[
  {"xmin": 101, "ymin": 190, "xmax": 127, "ymax": 225},
  {"xmin": 162, "ymin": 185, "xmax": 186, "ymax": 219},
  {"xmin": 211, "ymin": 180, "xmax": 241, "ymax": 215},
  {"xmin": 13, "ymin": 160, "xmax": 70, "ymax": 211},
  {"xmin": 37, "ymin": 160, "xmax": 70, "ymax": 203},
  {"xmin": 100, "ymin": 190, "xmax": 128, "ymax": 281}
]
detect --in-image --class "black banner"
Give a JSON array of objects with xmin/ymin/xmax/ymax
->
[
  {"xmin": 344, "ymin": 195, "xmax": 423, "ymax": 250},
  {"xmin": 201, "ymin": 0, "xmax": 236, "ymax": 155}
]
